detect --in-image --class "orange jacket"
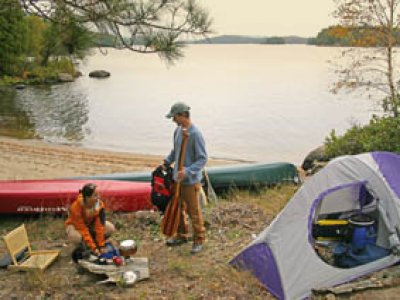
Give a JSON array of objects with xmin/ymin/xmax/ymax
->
[{"xmin": 65, "ymin": 194, "xmax": 106, "ymax": 252}]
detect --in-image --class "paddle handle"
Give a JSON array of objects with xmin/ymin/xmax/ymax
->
[{"xmin": 161, "ymin": 128, "xmax": 188, "ymax": 237}]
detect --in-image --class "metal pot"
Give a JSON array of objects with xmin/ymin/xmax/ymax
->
[
  {"xmin": 122, "ymin": 271, "xmax": 138, "ymax": 286},
  {"xmin": 119, "ymin": 239, "xmax": 137, "ymax": 257}
]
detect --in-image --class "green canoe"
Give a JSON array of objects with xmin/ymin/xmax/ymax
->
[{"xmin": 74, "ymin": 162, "xmax": 298, "ymax": 190}]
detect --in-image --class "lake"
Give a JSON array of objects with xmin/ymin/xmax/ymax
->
[{"xmin": 0, "ymin": 45, "xmax": 378, "ymax": 165}]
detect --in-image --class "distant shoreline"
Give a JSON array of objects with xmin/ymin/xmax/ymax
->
[{"xmin": 179, "ymin": 34, "xmax": 311, "ymax": 45}]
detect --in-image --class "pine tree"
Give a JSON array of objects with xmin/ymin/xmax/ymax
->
[{"xmin": 0, "ymin": 0, "xmax": 27, "ymax": 76}]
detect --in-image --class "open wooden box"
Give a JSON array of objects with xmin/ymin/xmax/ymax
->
[{"xmin": 3, "ymin": 224, "xmax": 60, "ymax": 271}]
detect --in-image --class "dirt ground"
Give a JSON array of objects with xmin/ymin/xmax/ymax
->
[{"xmin": 1, "ymin": 137, "xmax": 400, "ymax": 299}]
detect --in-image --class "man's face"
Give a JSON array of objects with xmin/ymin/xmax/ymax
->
[{"xmin": 173, "ymin": 114, "xmax": 184, "ymax": 125}]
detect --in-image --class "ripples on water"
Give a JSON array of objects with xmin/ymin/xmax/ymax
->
[
  {"xmin": 0, "ymin": 85, "xmax": 89, "ymax": 143},
  {"xmin": 0, "ymin": 45, "xmax": 376, "ymax": 164}
]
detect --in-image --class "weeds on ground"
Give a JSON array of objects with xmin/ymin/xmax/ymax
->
[{"xmin": 0, "ymin": 184, "xmax": 298, "ymax": 299}]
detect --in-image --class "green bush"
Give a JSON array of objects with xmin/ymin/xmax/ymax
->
[{"xmin": 324, "ymin": 115, "xmax": 400, "ymax": 158}]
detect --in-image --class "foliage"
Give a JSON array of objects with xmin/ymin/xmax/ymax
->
[
  {"xmin": 324, "ymin": 115, "xmax": 400, "ymax": 158},
  {"xmin": 310, "ymin": 26, "xmax": 350, "ymax": 46},
  {"xmin": 0, "ymin": 0, "xmax": 27, "ymax": 76},
  {"xmin": 21, "ymin": 0, "xmax": 212, "ymax": 63},
  {"xmin": 55, "ymin": 12, "xmax": 94, "ymax": 59},
  {"xmin": 25, "ymin": 16, "xmax": 46, "ymax": 58},
  {"xmin": 27, "ymin": 58, "xmax": 75, "ymax": 82},
  {"xmin": 0, "ymin": 2, "xmax": 92, "ymax": 79},
  {"xmin": 0, "ymin": 58, "xmax": 75, "ymax": 85},
  {"xmin": 310, "ymin": 25, "xmax": 400, "ymax": 46},
  {"xmin": 40, "ymin": 10, "xmax": 94, "ymax": 66},
  {"xmin": 332, "ymin": 0, "xmax": 400, "ymax": 117}
]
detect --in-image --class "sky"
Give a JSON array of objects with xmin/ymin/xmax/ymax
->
[{"xmin": 199, "ymin": 1, "xmax": 337, "ymax": 37}]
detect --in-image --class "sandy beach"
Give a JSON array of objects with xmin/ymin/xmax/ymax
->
[{"xmin": 0, "ymin": 136, "xmax": 232, "ymax": 180}]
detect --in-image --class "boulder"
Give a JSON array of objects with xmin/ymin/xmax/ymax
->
[
  {"xmin": 58, "ymin": 73, "xmax": 74, "ymax": 82},
  {"xmin": 89, "ymin": 70, "xmax": 110, "ymax": 78},
  {"xmin": 15, "ymin": 84, "xmax": 26, "ymax": 90},
  {"xmin": 301, "ymin": 145, "xmax": 329, "ymax": 172}
]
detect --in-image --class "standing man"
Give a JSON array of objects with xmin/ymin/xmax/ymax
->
[{"xmin": 163, "ymin": 101, "xmax": 208, "ymax": 254}]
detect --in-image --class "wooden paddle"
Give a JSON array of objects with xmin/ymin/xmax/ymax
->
[{"xmin": 161, "ymin": 128, "xmax": 189, "ymax": 237}]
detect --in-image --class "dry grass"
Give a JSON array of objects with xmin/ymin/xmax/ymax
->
[
  {"xmin": 0, "ymin": 185, "xmax": 298, "ymax": 299},
  {"xmin": 5, "ymin": 184, "xmax": 398, "ymax": 300},
  {"xmin": 2, "ymin": 185, "xmax": 400, "ymax": 299}
]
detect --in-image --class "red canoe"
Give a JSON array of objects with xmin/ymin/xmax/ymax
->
[{"xmin": 0, "ymin": 180, "xmax": 152, "ymax": 214}]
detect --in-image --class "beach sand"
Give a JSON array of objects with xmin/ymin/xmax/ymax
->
[{"xmin": 0, "ymin": 136, "xmax": 231, "ymax": 180}]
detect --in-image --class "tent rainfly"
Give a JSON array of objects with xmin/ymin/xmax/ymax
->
[{"xmin": 230, "ymin": 152, "xmax": 400, "ymax": 300}]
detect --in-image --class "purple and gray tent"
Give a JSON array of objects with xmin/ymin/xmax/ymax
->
[{"xmin": 230, "ymin": 152, "xmax": 400, "ymax": 299}]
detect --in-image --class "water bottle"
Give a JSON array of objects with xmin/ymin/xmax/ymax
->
[{"xmin": 352, "ymin": 226, "xmax": 367, "ymax": 252}]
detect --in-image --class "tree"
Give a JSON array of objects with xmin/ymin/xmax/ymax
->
[
  {"xmin": 0, "ymin": 0, "xmax": 27, "ymax": 76},
  {"xmin": 20, "ymin": 0, "xmax": 212, "ymax": 62},
  {"xmin": 40, "ymin": 20, "xmax": 63, "ymax": 66},
  {"xmin": 25, "ymin": 16, "xmax": 46, "ymax": 58},
  {"xmin": 333, "ymin": 0, "xmax": 400, "ymax": 117},
  {"xmin": 40, "ymin": 10, "xmax": 94, "ymax": 66}
]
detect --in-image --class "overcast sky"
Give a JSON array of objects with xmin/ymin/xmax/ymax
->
[{"xmin": 199, "ymin": 1, "xmax": 337, "ymax": 37}]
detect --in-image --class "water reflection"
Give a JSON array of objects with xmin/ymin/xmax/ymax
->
[
  {"xmin": 0, "ymin": 87, "xmax": 36, "ymax": 138},
  {"xmin": 0, "ymin": 84, "xmax": 89, "ymax": 143}
]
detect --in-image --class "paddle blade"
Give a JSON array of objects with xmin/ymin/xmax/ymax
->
[{"xmin": 161, "ymin": 196, "xmax": 181, "ymax": 237}]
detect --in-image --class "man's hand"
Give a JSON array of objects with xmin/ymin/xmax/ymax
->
[
  {"xmin": 177, "ymin": 169, "xmax": 186, "ymax": 182},
  {"xmin": 160, "ymin": 160, "xmax": 170, "ymax": 170},
  {"xmin": 160, "ymin": 161, "xmax": 166, "ymax": 170}
]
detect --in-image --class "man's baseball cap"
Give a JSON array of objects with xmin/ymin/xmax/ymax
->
[{"xmin": 166, "ymin": 102, "xmax": 190, "ymax": 118}]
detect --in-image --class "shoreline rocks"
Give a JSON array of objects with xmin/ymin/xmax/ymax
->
[
  {"xmin": 89, "ymin": 70, "xmax": 110, "ymax": 78},
  {"xmin": 302, "ymin": 145, "xmax": 329, "ymax": 174}
]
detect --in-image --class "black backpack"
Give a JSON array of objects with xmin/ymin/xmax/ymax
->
[{"xmin": 151, "ymin": 165, "xmax": 174, "ymax": 214}]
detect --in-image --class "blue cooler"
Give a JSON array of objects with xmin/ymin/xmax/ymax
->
[{"xmin": 348, "ymin": 214, "xmax": 376, "ymax": 252}]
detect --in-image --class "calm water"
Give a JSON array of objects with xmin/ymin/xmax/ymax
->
[{"xmin": 0, "ymin": 45, "xmax": 377, "ymax": 164}]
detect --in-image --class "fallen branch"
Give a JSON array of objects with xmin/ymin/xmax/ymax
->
[{"xmin": 312, "ymin": 277, "xmax": 400, "ymax": 296}]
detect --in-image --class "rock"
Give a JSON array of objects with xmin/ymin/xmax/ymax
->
[
  {"xmin": 74, "ymin": 71, "xmax": 83, "ymax": 78},
  {"xmin": 89, "ymin": 70, "xmax": 110, "ymax": 78},
  {"xmin": 58, "ymin": 73, "xmax": 74, "ymax": 82},
  {"xmin": 44, "ymin": 78, "xmax": 58, "ymax": 84},
  {"xmin": 325, "ymin": 293, "xmax": 336, "ymax": 300},
  {"xmin": 301, "ymin": 145, "xmax": 329, "ymax": 172},
  {"xmin": 15, "ymin": 84, "xmax": 26, "ymax": 90}
]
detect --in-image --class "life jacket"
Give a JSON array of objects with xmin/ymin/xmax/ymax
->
[{"xmin": 151, "ymin": 165, "xmax": 174, "ymax": 214}]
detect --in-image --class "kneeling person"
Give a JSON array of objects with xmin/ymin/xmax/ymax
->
[{"xmin": 65, "ymin": 183, "xmax": 115, "ymax": 257}]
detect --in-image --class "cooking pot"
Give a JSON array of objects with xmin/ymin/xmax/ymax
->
[
  {"xmin": 119, "ymin": 240, "xmax": 137, "ymax": 257},
  {"xmin": 122, "ymin": 271, "xmax": 138, "ymax": 286}
]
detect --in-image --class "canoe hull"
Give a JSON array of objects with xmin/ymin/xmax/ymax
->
[
  {"xmin": 73, "ymin": 162, "xmax": 299, "ymax": 190},
  {"xmin": 0, "ymin": 180, "xmax": 152, "ymax": 214}
]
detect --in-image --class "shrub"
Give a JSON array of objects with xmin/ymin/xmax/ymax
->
[
  {"xmin": 325, "ymin": 115, "xmax": 400, "ymax": 158},
  {"xmin": 22, "ymin": 58, "xmax": 76, "ymax": 83}
]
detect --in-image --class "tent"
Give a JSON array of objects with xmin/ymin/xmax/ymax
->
[{"xmin": 230, "ymin": 152, "xmax": 400, "ymax": 299}]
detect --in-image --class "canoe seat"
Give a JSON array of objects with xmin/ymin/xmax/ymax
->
[{"xmin": 3, "ymin": 224, "xmax": 60, "ymax": 272}]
